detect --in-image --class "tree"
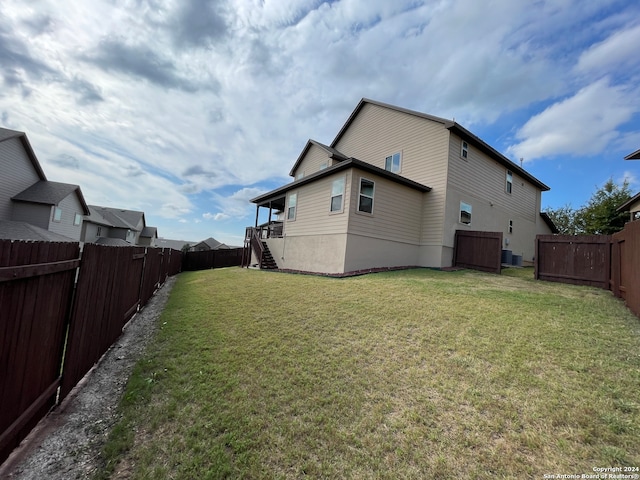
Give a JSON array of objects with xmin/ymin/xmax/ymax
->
[
  {"xmin": 544, "ymin": 204, "xmax": 580, "ymax": 235},
  {"xmin": 181, "ymin": 243, "xmax": 191, "ymax": 253},
  {"xmin": 575, "ymin": 178, "xmax": 632, "ymax": 235}
]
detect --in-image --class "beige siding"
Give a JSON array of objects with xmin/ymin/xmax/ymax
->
[
  {"xmin": 333, "ymin": 102, "xmax": 450, "ymax": 246},
  {"xmin": 292, "ymin": 144, "xmax": 333, "ymax": 179},
  {"xmin": 48, "ymin": 194, "xmax": 85, "ymax": 241},
  {"xmin": 284, "ymin": 171, "xmax": 351, "ymax": 237},
  {"xmin": 0, "ymin": 138, "xmax": 42, "ymax": 220},
  {"xmin": 343, "ymin": 234, "xmax": 420, "ymax": 272},
  {"xmin": 447, "ymin": 134, "xmax": 538, "ymax": 222},
  {"xmin": 347, "ymin": 170, "xmax": 424, "ymax": 245},
  {"xmin": 628, "ymin": 198, "xmax": 640, "ymax": 221}
]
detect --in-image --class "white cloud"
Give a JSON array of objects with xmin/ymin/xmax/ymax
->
[
  {"xmin": 576, "ymin": 23, "xmax": 640, "ymax": 74},
  {"xmin": 507, "ymin": 78, "xmax": 638, "ymax": 161}
]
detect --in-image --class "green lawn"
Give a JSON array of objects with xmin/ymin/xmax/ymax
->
[{"xmin": 99, "ymin": 267, "xmax": 640, "ymax": 479}]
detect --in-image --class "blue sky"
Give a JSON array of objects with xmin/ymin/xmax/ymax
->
[{"xmin": 1, "ymin": 0, "xmax": 639, "ymax": 246}]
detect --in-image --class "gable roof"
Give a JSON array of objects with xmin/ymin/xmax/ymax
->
[
  {"xmin": 624, "ymin": 148, "xmax": 640, "ymax": 160},
  {"xmin": 251, "ymin": 157, "xmax": 431, "ymax": 207},
  {"xmin": 0, "ymin": 220, "xmax": 76, "ymax": 242},
  {"xmin": 198, "ymin": 237, "xmax": 225, "ymax": 249},
  {"xmin": 330, "ymin": 98, "xmax": 550, "ymax": 192},
  {"xmin": 155, "ymin": 238, "xmax": 194, "ymax": 250},
  {"xmin": 0, "ymin": 127, "xmax": 47, "ymax": 181},
  {"xmin": 86, "ymin": 205, "xmax": 145, "ymax": 231},
  {"xmin": 540, "ymin": 212, "xmax": 559, "ymax": 234},
  {"xmin": 141, "ymin": 226, "xmax": 158, "ymax": 238},
  {"xmin": 616, "ymin": 191, "xmax": 640, "ymax": 212},
  {"xmin": 288, "ymin": 139, "xmax": 350, "ymax": 177},
  {"xmin": 12, "ymin": 180, "xmax": 90, "ymax": 214}
]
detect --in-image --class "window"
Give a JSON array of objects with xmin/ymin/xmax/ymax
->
[
  {"xmin": 330, "ymin": 177, "xmax": 345, "ymax": 212},
  {"xmin": 506, "ymin": 170, "xmax": 513, "ymax": 194},
  {"xmin": 319, "ymin": 162, "xmax": 328, "ymax": 170},
  {"xmin": 97, "ymin": 226, "xmax": 102, "ymax": 236},
  {"xmin": 358, "ymin": 178, "xmax": 374, "ymax": 214},
  {"xmin": 74, "ymin": 213, "xmax": 82, "ymax": 226},
  {"xmin": 508, "ymin": 219, "xmax": 513, "ymax": 234},
  {"xmin": 460, "ymin": 202, "xmax": 472, "ymax": 225},
  {"xmin": 461, "ymin": 141, "xmax": 468, "ymax": 159},
  {"xmin": 287, "ymin": 193, "xmax": 297, "ymax": 220},
  {"xmin": 295, "ymin": 172, "xmax": 304, "ymax": 180},
  {"xmin": 633, "ymin": 211, "xmax": 640, "ymax": 221},
  {"xmin": 52, "ymin": 207, "xmax": 62, "ymax": 222},
  {"xmin": 384, "ymin": 152, "xmax": 401, "ymax": 173}
]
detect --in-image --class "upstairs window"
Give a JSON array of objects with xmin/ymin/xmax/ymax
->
[
  {"xmin": 384, "ymin": 152, "xmax": 401, "ymax": 173},
  {"xmin": 52, "ymin": 207, "xmax": 62, "ymax": 223},
  {"xmin": 461, "ymin": 141, "xmax": 468, "ymax": 159},
  {"xmin": 506, "ymin": 170, "xmax": 513, "ymax": 194},
  {"xmin": 358, "ymin": 178, "xmax": 375, "ymax": 214},
  {"xmin": 295, "ymin": 172, "xmax": 304, "ymax": 180},
  {"xmin": 460, "ymin": 202, "xmax": 472, "ymax": 225},
  {"xmin": 287, "ymin": 193, "xmax": 297, "ymax": 220},
  {"xmin": 74, "ymin": 213, "xmax": 82, "ymax": 226},
  {"xmin": 319, "ymin": 162, "xmax": 328, "ymax": 171},
  {"xmin": 330, "ymin": 177, "xmax": 345, "ymax": 212}
]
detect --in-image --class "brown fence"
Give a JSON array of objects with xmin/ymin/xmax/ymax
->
[
  {"xmin": 534, "ymin": 235, "xmax": 612, "ymax": 289},
  {"xmin": 182, "ymin": 248, "xmax": 244, "ymax": 271},
  {"xmin": 453, "ymin": 230, "xmax": 503, "ymax": 274},
  {"xmin": 611, "ymin": 220, "xmax": 640, "ymax": 318},
  {"xmin": 0, "ymin": 241, "xmax": 80, "ymax": 464},
  {"xmin": 0, "ymin": 242, "xmax": 182, "ymax": 464}
]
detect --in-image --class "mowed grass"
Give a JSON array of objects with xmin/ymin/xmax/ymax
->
[{"xmin": 99, "ymin": 267, "xmax": 640, "ymax": 479}]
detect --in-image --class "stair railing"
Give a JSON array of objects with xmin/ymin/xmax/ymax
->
[{"xmin": 246, "ymin": 227, "xmax": 265, "ymax": 269}]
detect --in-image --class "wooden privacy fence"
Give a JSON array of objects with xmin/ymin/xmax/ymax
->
[
  {"xmin": 182, "ymin": 247, "xmax": 244, "ymax": 271},
  {"xmin": 453, "ymin": 230, "xmax": 503, "ymax": 274},
  {"xmin": 611, "ymin": 220, "xmax": 640, "ymax": 318},
  {"xmin": 534, "ymin": 235, "xmax": 612, "ymax": 289},
  {"xmin": 0, "ymin": 242, "xmax": 182, "ymax": 464},
  {"xmin": 535, "ymin": 221, "xmax": 640, "ymax": 319}
]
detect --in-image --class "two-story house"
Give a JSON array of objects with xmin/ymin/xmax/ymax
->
[
  {"xmin": 617, "ymin": 148, "xmax": 640, "ymax": 222},
  {"xmin": 0, "ymin": 128, "xmax": 89, "ymax": 242},
  {"xmin": 81, "ymin": 205, "xmax": 157, "ymax": 246},
  {"xmin": 246, "ymin": 99, "xmax": 555, "ymax": 275}
]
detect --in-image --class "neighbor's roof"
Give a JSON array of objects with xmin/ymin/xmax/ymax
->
[
  {"xmin": 12, "ymin": 181, "xmax": 90, "ymax": 214},
  {"xmin": 155, "ymin": 238, "xmax": 194, "ymax": 250},
  {"xmin": 140, "ymin": 226, "xmax": 158, "ymax": 238},
  {"xmin": 330, "ymin": 98, "xmax": 550, "ymax": 191},
  {"xmin": 0, "ymin": 220, "xmax": 76, "ymax": 242},
  {"xmin": 0, "ymin": 127, "xmax": 47, "ymax": 181},
  {"xmin": 624, "ymin": 148, "xmax": 640, "ymax": 160},
  {"xmin": 540, "ymin": 212, "xmax": 559, "ymax": 234},
  {"xmin": 251, "ymin": 157, "xmax": 432, "ymax": 206},
  {"xmin": 86, "ymin": 205, "xmax": 145, "ymax": 231},
  {"xmin": 94, "ymin": 237, "xmax": 131, "ymax": 246},
  {"xmin": 197, "ymin": 237, "xmax": 225, "ymax": 249},
  {"xmin": 616, "ymin": 191, "xmax": 640, "ymax": 212}
]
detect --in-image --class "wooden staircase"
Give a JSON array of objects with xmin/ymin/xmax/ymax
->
[{"xmin": 260, "ymin": 241, "xmax": 278, "ymax": 270}]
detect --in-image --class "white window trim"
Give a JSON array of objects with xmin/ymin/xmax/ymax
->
[
  {"xmin": 52, "ymin": 206, "xmax": 62, "ymax": 223},
  {"xmin": 461, "ymin": 141, "xmax": 469, "ymax": 159},
  {"xmin": 357, "ymin": 178, "xmax": 375, "ymax": 214},
  {"xmin": 384, "ymin": 152, "xmax": 402, "ymax": 173},
  {"xmin": 287, "ymin": 192, "xmax": 297, "ymax": 221},
  {"xmin": 506, "ymin": 170, "xmax": 513, "ymax": 194},
  {"xmin": 459, "ymin": 201, "xmax": 472, "ymax": 225},
  {"xmin": 73, "ymin": 213, "xmax": 82, "ymax": 226},
  {"xmin": 330, "ymin": 177, "xmax": 345, "ymax": 214}
]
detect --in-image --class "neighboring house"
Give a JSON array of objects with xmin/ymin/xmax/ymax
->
[
  {"xmin": 247, "ymin": 98, "xmax": 554, "ymax": 275},
  {"xmin": 0, "ymin": 127, "xmax": 89, "ymax": 242},
  {"xmin": 81, "ymin": 205, "xmax": 158, "ymax": 246},
  {"xmin": 155, "ymin": 238, "xmax": 194, "ymax": 251},
  {"xmin": 191, "ymin": 237, "xmax": 230, "ymax": 251},
  {"xmin": 618, "ymin": 149, "xmax": 640, "ymax": 221},
  {"xmin": 624, "ymin": 149, "xmax": 640, "ymax": 160}
]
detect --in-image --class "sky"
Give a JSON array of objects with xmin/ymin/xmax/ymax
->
[{"xmin": 1, "ymin": 0, "xmax": 639, "ymax": 246}]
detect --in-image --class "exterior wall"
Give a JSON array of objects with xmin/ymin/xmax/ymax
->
[
  {"xmin": 284, "ymin": 170, "xmax": 351, "ymax": 237},
  {"xmin": 11, "ymin": 202, "xmax": 50, "ymax": 229},
  {"xmin": 266, "ymin": 234, "xmax": 348, "ymax": 274},
  {"xmin": 292, "ymin": 144, "xmax": 334, "ymax": 179},
  {"xmin": 332, "ymin": 102, "xmax": 450, "ymax": 250},
  {"xmin": 47, "ymin": 194, "xmax": 85, "ymax": 241},
  {"xmin": 343, "ymin": 234, "xmax": 420, "ymax": 272},
  {"xmin": 346, "ymin": 170, "xmax": 424, "ymax": 245},
  {"xmin": 0, "ymin": 137, "xmax": 42, "ymax": 220},
  {"xmin": 628, "ymin": 198, "xmax": 640, "ymax": 221},
  {"xmin": 444, "ymin": 133, "xmax": 544, "ymax": 264},
  {"xmin": 81, "ymin": 221, "xmax": 111, "ymax": 243}
]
